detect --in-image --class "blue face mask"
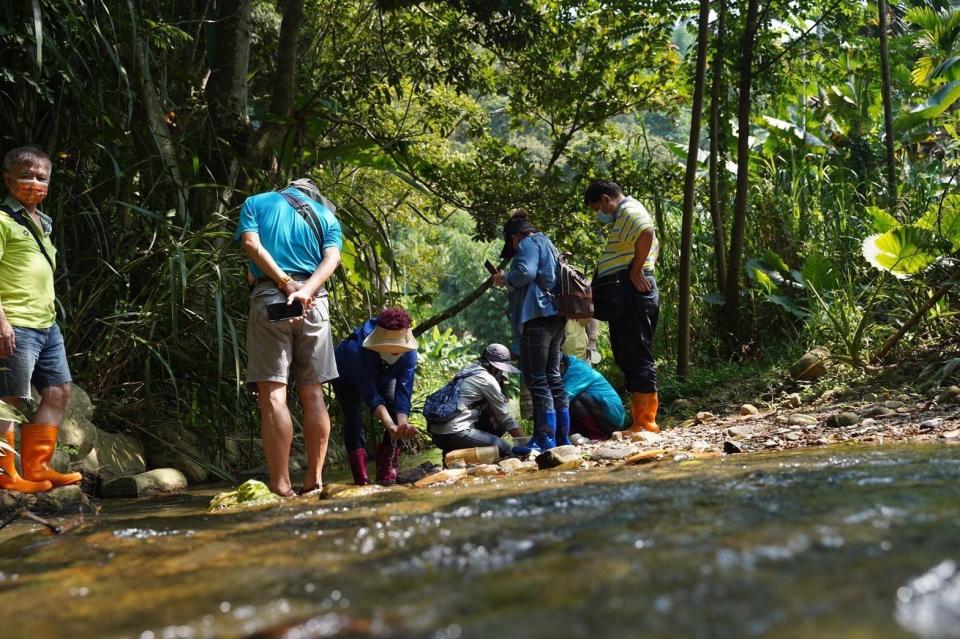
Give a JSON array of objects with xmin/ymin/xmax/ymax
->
[{"xmin": 596, "ymin": 212, "xmax": 615, "ymax": 224}]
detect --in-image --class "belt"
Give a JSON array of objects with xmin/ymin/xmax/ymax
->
[
  {"xmin": 253, "ymin": 273, "xmax": 327, "ymax": 297},
  {"xmin": 593, "ymin": 268, "xmax": 654, "ymax": 285}
]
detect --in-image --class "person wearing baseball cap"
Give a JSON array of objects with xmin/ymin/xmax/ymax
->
[{"xmin": 426, "ymin": 343, "xmax": 523, "ymax": 458}]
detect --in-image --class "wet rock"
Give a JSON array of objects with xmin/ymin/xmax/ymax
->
[
  {"xmin": 34, "ymin": 486, "xmax": 85, "ymax": 513},
  {"xmin": 690, "ymin": 440, "xmax": 713, "ymax": 453},
  {"xmin": 322, "ymin": 483, "xmax": 386, "ymax": 500},
  {"xmin": 518, "ymin": 460, "xmax": 540, "ymax": 472},
  {"xmin": 861, "ymin": 405, "xmax": 897, "ymax": 418},
  {"xmin": 827, "ymin": 412, "xmax": 861, "ymax": 428},
  {"xmin": 789, "ymin": 347, "xmax": 830, "ymax": 381},
  {"xmin": 740, "ymin": 404, "xmax": 760, "ymax": 416},
  {"xmin": 785, "ymin": 432, "xmax": 802, "ymax": 442},
  {"xmin": 883, "ymin": 400, "xmax": 905, "ymax": 410},
  {"xmin": 625, "ymin": 449, "xmax": 667, "ymax": 464},
  {"xmin": 695, "ymin": 411, "xmax": 717, "ymax": 423},
  {"xmin": 536, "ymin": 445, "xmax": 582, "ymax": 470},
  {"xmin": 785, "ymin": 393, "xmax": 802, "ymax": 408},
  {"xmin": 942, "ymin": 429, "xmax": 960, "ymax": 440},
  {"xmin": 630, "ymin": 431, "xmax": 663, "ymax": 445},
  {"xmin": 723, "ymin": 440, "xmax": 743, "ymax": 454},
  {"xmin": 100, "ymin": 468, "xmax": 188, "ymax": 498},
  {"xmin": 936, "ymin": 386, "xmax": 960, "ymax": 404},
  {"xmin": 786, "ymin": 414, "xmax": 818, "ymax": 426},
  {"xmin": 396, "ymin": 463, "xmax": 437, "ymax": 485},
  {"xmin": 727, "ymin": 425, "xmax": 755, "ymax": 439},
  {"xmin": 919, "ymin": 418, "xmax": 943, "ymax": 431},
  {"xmin": 468, "ymin": 464, "xmax": 502, "ymax": 477},
  {"xmin": 412, "ymin": 468, "xmax": 466, "ymax": 488},
  {"xmin": 593, "ymin": 445, "xmax": 635, "ymax": 461},
  {"xmin": 497, "ymin": 458, "xmax": 524, "ymax": 473}
]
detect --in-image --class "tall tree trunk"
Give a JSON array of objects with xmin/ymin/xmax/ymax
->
[
  {"xmin": 205, "ymin": 0, "xmax": 252, "ymax": 145},
  {"xmin": 721, "ymin": 0, "xmax": 761, "ymax": 346},
  {"xmin": 677, "ymin": 0, "xmax": 712, "ymax": 379},
  {"xmin": 708, "ymin": 0, "xmax": 728, "ymax": 294},
  {"xmin": 878, "ymin": 0, "xmax": 897, "ymax": 207}
]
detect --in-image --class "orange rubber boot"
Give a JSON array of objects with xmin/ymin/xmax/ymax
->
[
  {"xmin": 21, "ymin": 423, "xmax": 82, "ymax": 487},
  {"xmin": 0, "ymin": 431, "xmax": 53, "ymax": 493},
  {"xmin": 627, "ymin": 392, "xmax": 660, "ymax": 434}
]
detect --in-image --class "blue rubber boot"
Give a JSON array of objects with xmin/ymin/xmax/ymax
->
[
  {"xmin": 555, "ymin": 406, "xmax": 572, "ymax": 446},
  {"xmin": 513, "ymin": 410, "xmax": 557, "ymax": 456}
]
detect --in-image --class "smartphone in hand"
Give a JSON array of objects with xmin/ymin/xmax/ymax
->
[{"xmin": 266, "ymin": 300, "xmax": 304, "ymax": 322}]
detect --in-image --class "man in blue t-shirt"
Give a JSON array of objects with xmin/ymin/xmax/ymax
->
[{"xmin": 235, "ymin": 178, "xmax": 343, "ymax": 498}]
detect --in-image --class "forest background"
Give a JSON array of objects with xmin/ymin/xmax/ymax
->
[{"xmin": 1, "ymin": 0, "xmax": 958, "ymax": 479}]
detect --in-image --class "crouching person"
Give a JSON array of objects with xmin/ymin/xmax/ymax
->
[
  {"xmin": 333, "ymin": 307, "xmax": 418, "ymax": 485},
  {"xmin": 0, "ymin": 146, "xmax": 81, "ymax": 493},
  {"xmin": 426, "ymin": 343, "xmax": 523, "ymax": 459},
  {"xmin": 560, "ymin": 354, "xmax": 625, "ymax": 441}
]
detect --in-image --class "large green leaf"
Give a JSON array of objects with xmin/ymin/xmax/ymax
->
[
  {"xmin": 916, "ymin": 195, "xmax": 960, "ymax": 250},
  {"xmin": 760, "ymin": 115, "xmax": 828, "ymax": 149},
  {"xmin": 862, "ymin": 226, "xmax": 939, "ymax": 278},
  {"xmin": 801, "ymin": 253, "xmax": 840, "ymax": 291},
  {"xmin": 866, "ymin": 206, "xmax": 901, "ymax": 233},
  {"xmin": 895, "ymin": 80, "xmax": 960, "ymax": 132}
]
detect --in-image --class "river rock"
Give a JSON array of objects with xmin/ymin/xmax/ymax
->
[
  {"xmin": 624, "ymin": 449, "xmax": 667, "ymax": 464},
  {"xmin": 861, "ymin": 405, "xmax": 896, "ymax": 418},
  {"xmin": 593, "ymin": 445, "xmax": 635, "ymax": 461},
  {"xmin": 740, "ymin": 404, "xmax": 760, "ymax": 416},
  {"xmin": 569, "ymin": 433, "xmax": 590, "ymax": 446},
  {"xmin": 322, "ymin": 483, "xmax": 386, "ymax": 500},
  {"xmin": 35, "ymin": 485, "xmax": 85, "ymax": 513},
  {"xmin": 536, "ymin": 445, "xmax": 582, "ymax": 470},
  {"xmin": 518, "ymin": 460, "xmax": 540, "ymax": 472},
  {"xmin": 723, "ymin": 440, "xmax": 743, "ymax": 454},
  {"xmin": 786, "ymin": 414, "xmax": 818, "ymax": 426},
  {"xmin": 919, "ymin": 418, "xmax": 942, "ymax": 431},
  {"xmin": 396, "ymin": 463, "xmax": 438, "ymax": 485},
  {"xmin": 468, "ymin": 464, "xmax": 502, "ymax": 477},
  {"xmin": 882, "ymin": 400, "xmax": 905, "ymax": 410},
  {"xmin": 100, "ymin": 468, "xmax": 188, "ymax": 498},
  {"xmin": 447, "ymin": 460, "xmax": 466, "ymax": 470},
  {"xmin": 790, "ymin": 347, "xmax": 830, "ymax": 381},
  {"xmin": 413, "ymin": 468, "xmax": 467, "ymax": 487},
  {"xmin": 498, "ymin": 458, "xmax": 524, "ymax": 473},
  {"xmin": 58, "ymin": 384, "xmax": 98, "ymax": 459},
  {"xmin": 630, "ymin": 431, "xmax": 662, "ymax": 445},
  {"xmin": 695, "ymin": 411, "xmax": 716, "ymax": 423},
  {"xmin": 80, "ymin": 429, "xmax": 146, "ymax": 477},
  {"xmin": 827, "ymin": 412, "xmax": 860, "ymax": 428},
  {"xmin": 727, "ymin": 425, "xmax": 755, "ymax": 439},
  {"xmin": 764, "ymin": 439, "xmax": 781, "ymax": 448},
  {"xmin": 941, "ymin": 429, "xmax": 960, "ymax": 440},
  {"xmin": 785, "ymin": 393, "xmax": 802, "ymax": 408},
  {"xmin": 690, "ymin": 440, "xmax": 712, "ymax": 453},
  {"xmin": 936, "ymin": 386, "xmax": 960, "ymax": 404},
  {"xmin": 785, "ymin": 432, "xmax": 802, "ymax": 442}
]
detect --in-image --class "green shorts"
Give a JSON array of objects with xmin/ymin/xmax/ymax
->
[{"xmin": 244, "ymin": 283, "xmax": 338, "ymax": 389}]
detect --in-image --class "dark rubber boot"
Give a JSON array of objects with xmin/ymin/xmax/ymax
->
[
  {"xmin": 512, "ymin": 410, "xmax": 557, "ymax": 456},
  {"xmin": 347, "ymin": 448, "xmax": 370, "ymax": 485},
  {"xmin": 555, "ymin": 406, "xmax": 572, "ymax": 446},
  {"xmin": 375, "ymin": 442, "xmax": 399, "ymax": 483}
]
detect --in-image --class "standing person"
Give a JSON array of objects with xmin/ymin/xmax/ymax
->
[
  {"xmin": 333, "ymin": 307, "xmax": 418, "ymax": 485},
  {"xmin": 236, "ymin": 178, "xmax": 342, "ymax": 497},
  {"xmin": 492, "ymin": 209, "xmax": 568, "ymax": 454},
  {"xmin": 0, "ymin": 146, "xmax": 81, "ymax": 493},
  {"xmin": 427, "ymin": 343, "xmax": 523, "ymax": 458},
  {"xmin": 583, "ymin": 180, "xmax": 660, "ymax": 433}
]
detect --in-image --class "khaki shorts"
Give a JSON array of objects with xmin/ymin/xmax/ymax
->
[{"xmin": 245, "ymin": 283, "xmax": 338, "ymax": 389}]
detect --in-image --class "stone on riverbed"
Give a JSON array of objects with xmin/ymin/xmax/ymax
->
[
  {"xmin": 723, "ymin": 440, "xmax": 743, "ymax": 454},
  {"xmin": 100, "ymin": 468, "xmax": 188, "ymax": 498},
  {"xmin": 861, "ymin": 405, "xmax": 897, "ymax": 418},
  {"xmin": 740, "ymin": 404, "xmax": 760, "ymax": 416},
  {"xmin": 0, "ymin": 485, "xmax": 85, "ymax": 517},
  {"xmin": 497, "ymin": 458, "xmax": 524, "ymax": 473},
  {"xmin": 629, "ymin": 431, "xmax": 663, "ymax": 445},
  {"xmin": 624, "ymin": 449, "xmax": 668, "ymax": 464},
  {"xmin": 535, "ymin": 445, "xmax": 582, "ymax": 470},
  {"xmin": 827, "ymin": 412, "xmax": 860, "ymax": 428},
  {"xmin": 785, "ymin": 393, "xmax": 802, "ymax": 408},
  {"xmin": 727, "ymin": 425, "xmax": 756, "ymax": 439},
  {"xmin": 786, "ymin": 414, "xmax": 818, "ymax": 426},
  {"xmin": 468, "ymin": 464, "xmax": 502, "ymax": 477},
  {"xmin": 592, "ymin": 445, "xmax": 635, "ymax": 461},
  {"xmin": 789, "ymin": 347, "xmax": 830, "ymax": 381},
  {"xmin": 412, "ymin": 468, "xmax": 466, "ymax": 487}
]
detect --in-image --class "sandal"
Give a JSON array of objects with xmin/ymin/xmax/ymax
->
[
  {"xmin": 277, "ymin": 488, "xmax": 298, "ymax": 499},
  {"xmin": 297, "ymin": 483, "xmax": 323, "ymax": 497}
]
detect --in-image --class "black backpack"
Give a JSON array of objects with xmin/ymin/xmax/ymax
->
[{"xmin": 423, "ymin": 365, "xmax": 484, "ymax": 425}]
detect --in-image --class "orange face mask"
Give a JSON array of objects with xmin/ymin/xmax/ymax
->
[{"xmin": 11, "ymin": 178, "xmax": 48, "ymax": 207}]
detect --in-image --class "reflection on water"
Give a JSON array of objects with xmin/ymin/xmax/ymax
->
[{"xmin": 0, "ymin": 444, "xmax": 958, "ymax": 638}]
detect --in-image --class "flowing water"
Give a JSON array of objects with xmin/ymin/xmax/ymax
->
[{"xmin": 1, "ymin": 443, "xmax": 959, "ymax": 639}]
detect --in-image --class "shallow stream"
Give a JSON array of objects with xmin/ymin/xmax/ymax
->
[{"xmin": 1, "ymin": 443, "xmax": 959, "ymax": 638}]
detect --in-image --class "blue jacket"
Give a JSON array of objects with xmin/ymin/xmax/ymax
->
[
  {"xmin": 562, "ymin": 355, "xmax": 625, "ymax": 428},
  {"xmin": 334, "ymin": 319, "xmax": 417, "ymax": 415},
  {"xmin": 506, "ymin": 232, "xmax": 560, "ymax": 339}
]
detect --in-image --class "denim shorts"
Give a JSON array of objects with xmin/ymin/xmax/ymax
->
[{"xmin": 0, "ymin": 323, "xmax": 72, "ymax": 401}]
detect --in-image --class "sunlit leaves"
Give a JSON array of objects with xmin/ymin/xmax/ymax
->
[
  {"xmin": 862, "ymin": 226, "xmax": 938, "ymax": 278},
  {"xmin": 916, "ymin": 195, "xmax": 960, "ymax": 250}
]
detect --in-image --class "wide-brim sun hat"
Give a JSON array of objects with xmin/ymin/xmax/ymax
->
[
  {"xmin": 362, "ymin": 326, "xmax": 418, "ymax": 353},
  {"xmin": 481, "ymin": 343, "xmax": 520, "ymax": 374}
]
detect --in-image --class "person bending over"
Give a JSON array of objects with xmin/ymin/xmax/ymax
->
[
  {"xmin": 560, "ymin": 355, "xmax": 625, "ymax": 441},
  {"xmin": 428, "ymin": 343, "xmax": 523, "ymax": 458}
]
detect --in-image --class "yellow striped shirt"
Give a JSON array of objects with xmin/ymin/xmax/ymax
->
[{"xmin": 597, "ymin": 196, "xmax": 658, "ymax": 277}]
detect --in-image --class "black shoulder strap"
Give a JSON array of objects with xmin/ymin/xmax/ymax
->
[
  {"xmin": 0, "ymin": 204, "xmax": 55, "ymax": 271},
  {"xmin": 279, "ymin": 191, "xmax": 325, "ymax": 250}
]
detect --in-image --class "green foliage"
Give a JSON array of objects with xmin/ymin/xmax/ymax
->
[{"xmin": 409, "ymin": 327, "xmax": 478, "ymax": 431}]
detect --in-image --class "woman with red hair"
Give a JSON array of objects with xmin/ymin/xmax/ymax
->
[{"xmin": 332, "ymin": 307, "xmax": 418, "ymax": 484}]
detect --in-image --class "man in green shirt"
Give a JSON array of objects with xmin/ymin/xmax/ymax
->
[
  {"xmin": 584, "ymin": 179, "xmax": 661, "ymax": 433},
  {"xmin": 0, "ymin": 146, "xmax": 82, "ymax": 493}
]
